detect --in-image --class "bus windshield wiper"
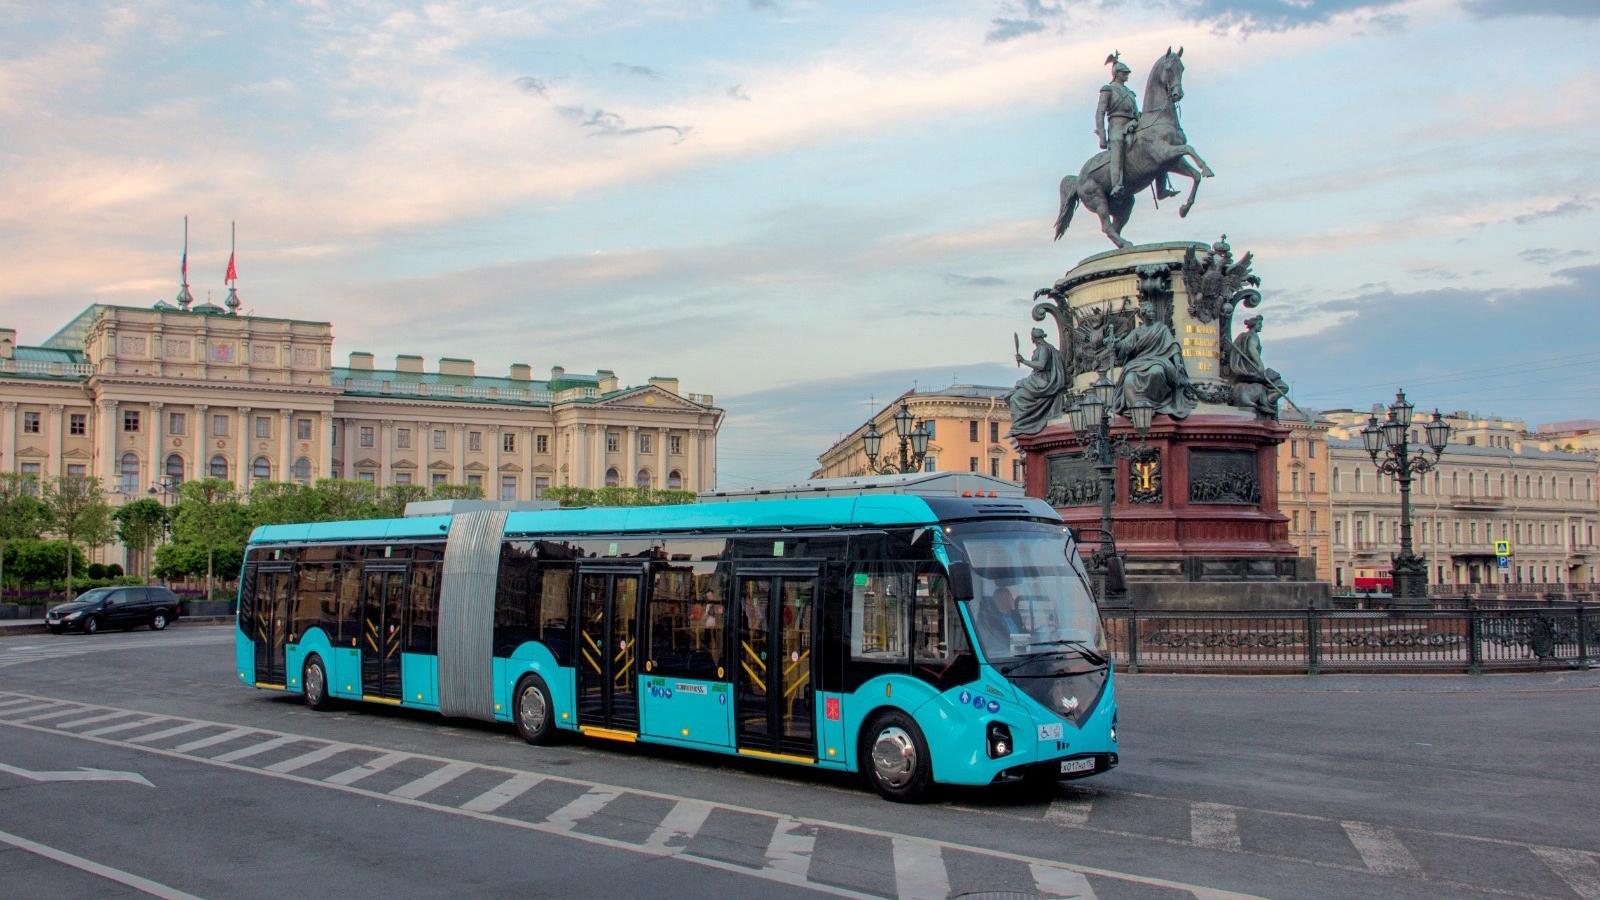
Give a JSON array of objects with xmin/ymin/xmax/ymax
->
[{"xmin": 1022, "ymin": 639, "xmax": 1106, "ymax": 666}]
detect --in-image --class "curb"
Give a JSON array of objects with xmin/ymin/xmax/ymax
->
[{"xmin": 0, "ymin": 617, "xmax": 235, "ymax": 637}]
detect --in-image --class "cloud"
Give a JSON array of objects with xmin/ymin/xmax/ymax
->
[
  {"xmin": 1512, "ymin": 199, "xmax": 1591, "ymax": 225},
  {"xmin": 578, "ymin": 107, "xmax": 691, "ymax": 140},
  {"xmin": 748, "ymin": 0, "xmax": 778, "ymax": 9},
  {"xmin": 727, "ymin": 84, "xmax": 751, "ymax": 101},
  {"xmin": 1177, "ymin": 0, "xmax": 1410, "ymax": 32},
  {"xmin": 943, "ymin": 273, "xmax": 1010, "ymax": 287},
  {"xmin": 1518, "ymin": 247, "xmax": 1591, "ymax": 266},
  {"xmin": 613, "ymin": 63, "xmax": 662, "ymax": 79},
  {"xmin": 1461, "ymin": 0, "xmax": 1600, "ymax": 17},
  {"xmin": 985, "ymin": 18, "xmax": 1046, "ymax": 43},
  {"xmin": 513, "ymin": 76, "xmax": 549, "ymax": 96}
]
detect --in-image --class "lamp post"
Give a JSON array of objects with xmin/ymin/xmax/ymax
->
[
  {"xmin": 148, "ymin": 477, "xmax": 181, "ymax": 507},
  {"xmin": 1064, "ymin": 371, "xmax": 1154, "ymax": 606},
  {"xmin": 863, "ymin": 401, "xmax": 932, "ymax": 475},
  {"xmin": 1361, "ymin": 389, "xmax": 1451, "ymax": 607}
]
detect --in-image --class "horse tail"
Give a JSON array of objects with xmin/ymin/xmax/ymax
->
[{"xmin": 1054, "ymin": 175, "xmax": 1079, "ymax": 241}]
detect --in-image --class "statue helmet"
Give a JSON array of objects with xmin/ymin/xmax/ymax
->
[
  {"xmin": 1105, "ymin": 52, "xmax": 1131, "ymax": 75},
  {"xmin": 1030, "ymin": 327, "xmax": 1047, "ymax": 340},
  {"xmin": 1244, "ymin": 314, "xmax": 1264, "ymax": 328}
]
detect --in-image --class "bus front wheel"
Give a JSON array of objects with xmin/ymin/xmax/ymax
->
[
  {"xmin": 303, "ymin": 656, "xmax": 333, "ymax": 711},
  {"xmin": 514, "ymin": 674, "xmax": 558, "ymax": 746},
  {"xmin": 861, "ymin": 711, "xmax": 933, "ymax": 803}
]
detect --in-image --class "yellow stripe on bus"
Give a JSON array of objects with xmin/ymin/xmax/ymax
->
[
  {"xmin": 579, "ymin": 726, "xmax": 637, "ymax": 743},
  {"xmin": 362, "ymin": 695, "xmax": 404, "ymax": 706},
  {"xmin": 737, "ymin": 748, "xmax": 814, "ymax": 765}
]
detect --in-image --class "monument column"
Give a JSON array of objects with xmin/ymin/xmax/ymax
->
[
  {"xmin": 319, "ymin": 412, "xmax": 334, "ymax": 482},
  {"xmin": 194, "ymin": 404, "xmax": 208, "ymax": 482},
  {"xmin": 2, "ymin": 401, "xmax": 15, "ymax": 473},
  {"xmin": 379, "ymin": 420, "xmax": 393, "ymax": 486}
]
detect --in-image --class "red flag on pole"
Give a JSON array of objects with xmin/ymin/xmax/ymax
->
[{"xmin": 224, "ymin": 220, "xmax": 237, "ymax": 284}]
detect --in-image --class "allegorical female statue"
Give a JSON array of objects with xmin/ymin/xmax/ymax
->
[
  {"xmin": 1230, "ymin": 314, "xmax": 1289, "ymax": 418},
  {"xmin": 1106, "ymin": 298, "xmax": 1194, "ymax": 419},
  {"xmin": 1007, "ymin": 327, "xmax": 1066, "ymax": 435}
]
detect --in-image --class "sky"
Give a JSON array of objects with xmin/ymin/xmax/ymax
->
[{"xmin": 2, "ymin": 0, "xmax": 1597, "ymax": 489}]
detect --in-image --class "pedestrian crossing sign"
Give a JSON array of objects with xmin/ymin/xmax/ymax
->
[{"xmin": 1494, "ymin": 540, "xmax": 1511, "ymax": 557}]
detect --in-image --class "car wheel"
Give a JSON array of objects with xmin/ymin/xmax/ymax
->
[
  {"xmin": 303, "ymin": 656, "xmax": 333, "ymax": 711},
  {"xmin": 514, "ymin": 674, "xmax": 557, "ymax": 745},
  {"xmin": 150, "ymin": 610, "xmax": 170, "ymax": 631},
  {"xmin": 47, "ymin": 626, "xmax": 62, "ymax": 635},
  {"xmin": 82, "ymin": 616, "xmax": 99, "ymax": 636},
  {"xmin": 861, "ymin": 710, "xmax": 934, "ymax": 803}
]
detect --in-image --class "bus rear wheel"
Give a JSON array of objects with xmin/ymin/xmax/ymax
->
[
  {"xmin": 861, "ymin": 711, "xmax": 933, "ymax": 803},
  {"xmin": 303, "ymin": 656, "xmax": 333, "ymax": 711},
  {"xmin": 514, "ymin": 674, "xmax": 557, "ymax": 746}
]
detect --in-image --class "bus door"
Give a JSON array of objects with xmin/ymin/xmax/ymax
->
[
  {"xmin": 575, "ymin": 568, "xmax": 643, "ymax": 732},
  {"xmin": 734, "ymin": 569, "xmax": 818, "ymax": 758},
  {"xmin": 253, "ymin": 566, "xmax": 295, "ymax": 686},
  {"xmin": 360, "ymin": 566, "xmax": 408, "ymax": 700}
]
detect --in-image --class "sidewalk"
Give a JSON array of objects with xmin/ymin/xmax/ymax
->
[{"xmin": 0, "ymin": 617, "xmax": 235, "ymax": 636}]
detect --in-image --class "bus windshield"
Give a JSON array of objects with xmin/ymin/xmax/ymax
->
[{"xmin": 948, "ymin": 521, "xmax": 1101, "ymax": 664}]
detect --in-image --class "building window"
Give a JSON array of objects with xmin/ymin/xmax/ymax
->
[
  {"xmin": 164, "ymin": 412, "xmax": 183, "ymax": 436},
  {"xmin": 1308, "ymin": 441, "xmax": 1317, "ymax": 459},
  {"xmin": 1291, "ymin": 471, "xmax": 1300, "ymax": 492},
  {"xmin": 297, "ymin": 418, "xmax": 312, "ymax": 440},
  {"xmin": 19, "ymin": 462, "xmax": 40, "ymax": 486},
  {"xmin": 67, "ymin": 464, "xmax": 86, "ymax": 477},
  {"xmin": 636, "ymin": 469, "xmax": 651, "ymax": 488},
  {"xmin": 639, "ymin": 433, "xmax": 651, "ymax": 454},
  {"xmin": 123, "ymin": 410, "xmax": 141, "ymax": 433},
  {"xmin": 1310, "ymin": 511, "xmax": 1318, "ymax": 532},
  {"xmin": 431, "ymin": 473, "xmax": 446, "ymax": 487},
  {"xmin": 1292, "ymin": 511, "xmax": 1300, "ymax": 531},
  {"xmin": 1308, "ymin": 472, "xmax": 1317, "ymax": 492},
  {"xmin": 1290, "ymin": 440, "xmax": 1299, "ymax": 458},
  {"xmin": 605, "ymin": 467, "xmax": 620, "ymax": 487},
  {"xmin": 358, "ymin": 470, "xmax": 375, "ymax": 483},
  {"xmin": 119, "ymin": 452, "xmax": 140, "ymax": 493},
  {"xmin": 21, "ymin": 411, "xmax": 40, "ymax": 434},
  {"xmin": 606, "ymin": 432, "xmax": 619, "ymax": 453},
  {"xmin": 213, "ymin": 415, "xmax": 229, "ymax": 437},
  {"xmin": 433, "ymin": 429, "xmax": 446, "ymax": 450},
  {"xmin": 669, "ymin": 435, "xmax": 682, "ymax": 455},
  {"xmin": 534, "ymin": 476, "xmax": 550, "ymax": 499},
  {"xmin": 923, "ymin": 456, "xmax": 937, "ymax": 473},
  {"xmin": 468, "ymin": 431, "xmax": 482, "ymax": 451},
  {"xmin": 70, "ymin": 413, "xmax": 87, "ymax": 436},
  {"xmin": 990, "ymin": 458, "xmax": 1000, "ymax": 478},
  {"xmin": 503, "ymin": 431, "xmax": 516, "ymax": 453},
  {"xmin": 251, "ymin": 457, "xmax": 271, "ymax": 482},
  {"xmin": 292, "ymin": 457, "xmax": 312, "ymax": 485},
  {"xmin": 968, "ymin": 457, "xmax": 979, "ymax": 473},
  {"xmin": 210, "ymin": 455, "xmax": 229, "ymax": 479},
  {"xmin": 667, "ymin": 470, "xmax": 683, "ymax": 490},
  {"xmin": 165, "ymin": 454, "xmax": 185, "ymax": 487},
  {"xmin": 969, "ymin": 421, "xmax": 979, "ymax": 442},
  {"xmin": 1012, "ymin": 460, "xmax": 1022, "ymax": 481},
  {"xmin": 500, "ymin": 476, "xmax": 517, "ymax": 501},
  {"xmin": 1355, "ymin": 469, "xmax": 1363, "ymax": 492},
  {"xmin": 395, "ymin": 471, "xmax": 412, "ymax": 485},
  {"xmin": 924, "ymin": 421, "xmax": 936, "ymax": 439},
  {"xmin": 990, "ymin": 421, "xmax": 1000, "ymax": 442},
  {"xmin": 466, "ymin": 473, "xmax": 482, "ymax": 488},
  {"xmin": 331, "ymin": 424, "xmax": 340, "ymax": 446},
  {"xmin": 359, "ymin": 426, "xmax": 374, "ymax": 448},
  {"xmin": 397, "ymin": 428, "xmax": 411, "ymax": 450},
  {"xmin": 253, "ymin": 416, "xmax": 269, "ymax": 439},
  {"xmin": 536, "ymin": 434, "xmax": 549, "ymax": 454},
  {"xmin": 1332, "ymin": 468, "xmax": 1341, "ymax": 492}
]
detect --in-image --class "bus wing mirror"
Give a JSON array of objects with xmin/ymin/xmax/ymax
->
[
  {"xmin": 1104, "ymin": 555, "xmax": 1127, "ymax": 595},
  {"xmin": 947, "ymin": 561, "xmax": 974, "ymax": 600}
]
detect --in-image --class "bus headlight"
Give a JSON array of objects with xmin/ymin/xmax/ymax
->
[
  {"xmin": 986, "ymin": 722, "xmax": 1013, "ymax": 758},
  {"xmin": 1110, "ymin": 712, "xmax": 1118, "ymax": 743}
]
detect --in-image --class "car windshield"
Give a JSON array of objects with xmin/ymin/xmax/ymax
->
[
  {"xmin": 70, "ymin": 588, "xmax": 113, "ymax": 604},
  {"xmin": 948, "ymin": 521, "xmax": 1101, "ymax": 665}
]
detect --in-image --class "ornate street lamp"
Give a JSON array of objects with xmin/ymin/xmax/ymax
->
[
  {"xmin": 1363, "ymin": 389, "xmax": 1452, "ymax": 607},
  {"xmin": 864, "ymin": 401, "xmax": 933, "ymax": 475},
  {"xmin": 1060, "ymin": 371, "xmax": 1153, "ymax": 606}
]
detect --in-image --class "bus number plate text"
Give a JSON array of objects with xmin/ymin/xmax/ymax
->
[{"xmin": 1060, "ymin": 757, "xmax": 1095, "ymax": 774}]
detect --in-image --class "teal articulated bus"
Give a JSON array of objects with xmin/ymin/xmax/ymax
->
[{"xmin": 236, "ymin": 492, "xmax": 1117, "ymax": 801}]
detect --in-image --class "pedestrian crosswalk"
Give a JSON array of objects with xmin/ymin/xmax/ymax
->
[{"xmin": 2, "ymin": 687, "xmax": 1597, "ymax": 900}]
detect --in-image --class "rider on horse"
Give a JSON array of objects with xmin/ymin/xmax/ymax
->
[{"xmin": 1095, "ymin": 52, "xmax": 1178, "ymax": 200}]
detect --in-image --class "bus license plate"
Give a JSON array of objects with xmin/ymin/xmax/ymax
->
[{"xmin": 1060, "ymin": 758, "xmax": 1095, "ymax": 775}]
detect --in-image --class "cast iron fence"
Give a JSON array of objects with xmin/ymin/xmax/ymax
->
[{"xmin": 1101, "ymin": 601, "xmax": 1596, "ymax": 674}]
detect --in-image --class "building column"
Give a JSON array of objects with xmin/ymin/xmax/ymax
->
[
  {"xmin": 235, "ymin": 406, "xmax": 252, "ymax": 493},
  {"xmin": 340, "ymin": 417, "xmax": 354, "ymax": 480},
  {"xmin": 705, "ymin": 427, "xmax": 717, "ymax": 491},
  {"xmin": 380, "ymin": 420, "xmax": 393, "ymax": 486},
  {"xmin": 279, "ymin": 409, "xmax": 293, "ymax": 482},
  {"xmin": 1, "ymin": 401, "xmax": 15, "ymax": 473},
  {"xmin": 625, "ymin": 426, "xmax": 638, "ymax": 489},
  {"xmin": 688, "ymin": 430, "xmax": 702, "ymax": 493},
  {"xmin": 319, "ymin": 412, "xmax": 334, "ymax": 482},
  {"xmin": 523, "ymin": 426, "xmax": 535, "ymax": 499},
  {"xmin": 193, "ymin": 405, "xmax": 208, "ymax": 483},
  {"xmin": 490, "ymin": 426, "xmax": 502, "ymax": 499},
  {"xmin": 553, "ymin": 424, "xmax": 567, "ymax": 486},
  {"xmin": 593, "ymin": 426, "xmax": 606, "ymax": 487},
  {"xmin": 453, "ymin": 424, "xmax": 466, "ymax": 484},
  {"xmin": 656, "ymin": 427, "xmax": 668, "ymax": 489},
  {"xmin": 99, "ymin": 399, "xmax": 119, "ymax": 486},
  {"xmin": 417, "ymin": 420, "xmax": 432, "ymax": 490},
  {"xmin": 148, "ymin": 402, "xmax": 163, "ymax": 489},
  {"xmin": 46, "ymin": 404, "xmax": 64, "ymax": 478},
  {"xmin": 572, "ymin": 424, "xmax": 587, "ymax": 487}
]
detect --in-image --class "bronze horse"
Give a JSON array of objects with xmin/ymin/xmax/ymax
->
[{"xmin": 1055, "ymin": 48, "xmax": 1215, "ymax": 249}]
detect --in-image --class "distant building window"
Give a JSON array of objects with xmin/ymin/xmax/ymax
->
[
  {"xmin": 535, "ymin": 434, "xmax": 549, "ymax": 454},
  {"xmin": 431, "ymin": 473, "xmax": 446, "ymax": 487},
  {"xmin": 21, "ymin": 411, "xmax": 40, "ymax": 434},
  {"xmin": 360, "ymin": 426, "xmax": 374, "ymax": 448},
  {"xmin": 396, "ymin": 428, "xmax": 411, "ymax": 450},
  {"xmin": 669, "ymin": 435, "xmax": 682, "ymax": 455},
  {"xmin": 292, "ymin": 457, "xmax": 311, "ymax": 485},
  {"xmin": 503, "ymin": 432, "xmax": 516, "ymax": 453},
  {"xmin": 165, "ymin": 454, "xmax": 184, "ymax": 487},
  {"xmin": 640, "ymin": 434, "xmax": 651, "ymax": 454},
  {"xmin": 70, "ymin": 413, "xmax": 87, "ymax": 436},
  {"xmin": 67, "ymin": 464, "xmax": 86, "ymax": 477},
  {"xmin": 395, "ymin": 471, "xmax": 412, "ymax": 485},
  {"xmin": 252, "ymin": 457, "xmax": 271, "ymax": 482},
  {"xmin": 331, "ymin": 424, "xmax": 340, "ymax": 446},
  {"xmin": 1310, "ymin": 511, "xmax": 1318, "ymax": 532},
  {"xmin": 1290, "ymin": 440, "xmax": 1298, "ymax": 458},
  {"xmin": 1292, "ymin": 511, "xmax": 1300, "ymax": 532},
  {"xmin": 1309, "ymin": 472, "xmax": 1317, "ymax": 493},
  {"xmin": 123, "ymin": 410, "xmax": 141, "ymax": 433},
  {"xmin": 989, "ymin": 458, "xmax": 999, "ymax": 478},
  {"xmin": 969, "ymin": 421, "xmax": 979, "ymax": 442},
  {"xmin": 534, "ymin": 476, "xmax": 550, "ymax": 499},
  {"xmin": 297, "ymin": 418, "xmax": 312, "ymax": 440},
  {"xmin": 923, "ymin": 456, "xmax": 937, "ymax": 473},
  {"xmin": 468, "ymin": 431, "xmax": 482, "ymax": 452},
  {"xmin": 358, "ymin": 470, "xmax": 375, "ymax": 483},
  {"xmin": 667, "ymin": 470, "xmax": 682, "ymax": 490},
  {"xmin": 605, "ymin": 467, "xmax": 619, "ymax": 487},
  {"xmin": 968, "ymin": 457, "xmax": 979, "ymax": 473},
  {"xmin": 1291, "ymin": 471, "xmax": 1300, "ymax": 492},
  {"xmin": 213, "ymin": 415, "xmax": 229, "ymax": 437},
  {"xmin": 1332, "ymin": 468, "xmax": 1341, "ymax": 492},
  {"xmin": 210, "ymin": 455, "xmax": 229, "ymax": 479},
  {"xmin": 19, "ymin": 462, "xmax": 40, "ymax": 483},
  {"xmin": 1308, "ymin": 441, "xmax": 1317, "ymax": 459},
  {"xmin": 466, "ymin": 473, "xmax": 482, "ymax": 488},
  {"xmin": 500, "ymin": 476, "xmax": 517, "ymax": 501},
  {"xmin": 433, "ymin": 429, "xmax": 446, "ymax": 450},
  {"xmin": 990, "ymin": 421, "xmax": 999, "ymax": 442},
  {"xmin": 636, "ymin": 469, "xmax": 651, "ymax": 488},
  {"xmin": 1012, "ymin": 460, "xmax": 1022, "ymax": 481},
  {"xmin": 606, "ymin": 432, "xmax": 619, "ymax": 453},
  {"xmin": 167, "ymin": 412, "xmax": 184, "ymax": 435},
  {"xmin": 255, "ymin": 416, "xmax": 271, "ymax": 439},
  {"xmin": 119, "ymin": 452, "xmax": 140, "ymax": 493},
  {"xmin": 924, "ymin": 421, "xmax": 936, "ymax": 439}
]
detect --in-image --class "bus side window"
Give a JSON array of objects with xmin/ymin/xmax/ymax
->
[
  {"xmin": 913, "ymin": 570, "xmax": 976, "ymax": 687},
  {"xmin": 334, "ymin": 564, "xmax": 360, "ymax": 646},
  {"xmin": 494, "ymin": 545, "xmax": 535, "ymax": 657},
  {"xmin": 408, "ymin": 562, "xmax": 439, "ymax": 654},
  {"xmin": 849, "ymin": 566, "xmax": 910, "ymax": 665},
  {"xmin": 534, "ymin": 564, "xmax": 573, "ymax": 664}
]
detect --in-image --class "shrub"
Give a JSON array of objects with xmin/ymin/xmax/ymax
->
[{"xmin": 86, "ymin": 562, "xmax": 108, "ymax": 580}]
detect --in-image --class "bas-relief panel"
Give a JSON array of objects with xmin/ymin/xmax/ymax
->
[
  {"xmin": 292, "ymin": 347, "xmax": 318, "ymax": 368},
  {"xmin": 117, "ymin": 335, "xmax": 147, "ymax": 356},
  {"xmin": 250, "ymin": 344, "xmax": 277, "ymax": 365},
  {"xmin": 163, "ymin": 338, "xmax": 191, "ymax": 359}
]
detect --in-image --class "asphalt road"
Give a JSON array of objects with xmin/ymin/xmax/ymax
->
[{"xmin": 1, "ymin": 626, "xmax": 1597, "ymax": 900}]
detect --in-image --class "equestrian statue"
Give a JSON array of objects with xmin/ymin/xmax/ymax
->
[{"xmin": 1055, "ymin": 48, "xmax": 1215, "ymax": 249}]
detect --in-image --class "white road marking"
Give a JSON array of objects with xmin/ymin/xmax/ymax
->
[
  {"xmin": 0, "ymin": 696, "xmax": 40, "ymax": 709},
  {"xmin": 1031, "ymin": 862, "xmax": 1100, "ymax": 899},
  {"xmin": 1045, "ymin": 795, "xmax": 1094, "ymax": 827},
  {"xmin": 1191, "ymin": 802, "xmax": 1243, "ymax": 852},
  {"xmin": 15, "ymin": 707, "xmax": 94, "ymax": 723},
  {"xmin": 55, "ymin": 711, "xmax": 140, "ymax": 730},
  {"xmin": 764, "ymin": 816, "xmax": 815, "ymax": 880},
  {"xmin": 1341, "ymin": 821, "xmax": 1422, "ymax": 876},
  {"xmin": 324, "ymin": 751, "xmax": 408, "ymax": 786},
  {"xmin": 81, "ymin": 717, "xmax": 170, "ymax": 738},
  {"xmin": 0, "ymin": 762, "xmax": 152, "ymax": 787},
  {"xmin": 545, "ymin": 787, "xmax": 620, "ymax": 831},
  {"xmin": 171, "ymin": 727, "xmax": 255, "ymax": 754},
  {"xmin": 0, "ymin": 703, "xmax": 58, "ymax": 718},
  {"xmin": 388, "ymin": 761, "xmax": 475, "ymax": 800},
  {"xmin": 1533, "ymin": 847, "xmax": 1600, "ymax": 900},
  {"xmin": 891, "ymin": 836, "xmax": 949, "ymax": 900},
  {"xmin": 210, "ymin": 735, "xmax": 298, "ymax": 763},
  {"xmin": 0, "ymin": 827, "xmax": 202, "ymax": 900},
  {"xmin": 460, "ymin": 771, "xmax": 544, "ymax": 813},
  {"xmin": 644, "ymin": 798, "xmax": 713, "ymax": 851},
  {"xmin": 126, "ymin": 721, "xmax": 211, "ymax": 745},
  {"xmin": 264, "ymin": 742, "xmax": 354, "ymax": 775}
]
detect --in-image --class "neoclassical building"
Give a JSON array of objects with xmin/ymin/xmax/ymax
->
[
  {"xmin": 813, "ymin": 386, "xmax": 1021, "ymax": 481},
  {"xmin": 1, "ymin": 301, "xmax": 723, "ymax": 548}
]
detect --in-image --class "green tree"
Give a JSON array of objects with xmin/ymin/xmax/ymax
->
[
  {"xmin": 4, "ymin": 539, "xmax": 86, "ymax": 587},
  {"xmin": 42, "ymin": 475, "xmax": 115, "ymax": 595},
  {"xmin": 171, "ymin": 479, "xmax": 250, "ymax": 598},
  {"xmin": 114, "ymin": 498, "xmax": 169, "ymax": 579},
  {"xmin": 542, "ymin": 486, "xmax": 697, "ymax": 508},
  {"xmin": 375, "ymin": 483, "xmax": 431, "ymax": 518},
  {"xmin": 247, "ymin": 481, "xmax": 324, "ymax": 527},
  {"xmin": 0, "ymin": 473, "xmax": 49, "ymax": 600},
  {"xmin": 313, "ymin": 479, "xmax": 380, "ymax": 521},
  {"xmin": 430, "ymin": 482, "xmax": 484, "ymax": 500}
]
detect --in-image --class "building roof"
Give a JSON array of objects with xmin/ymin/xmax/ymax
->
[{"xmin": 1327, "ymin": 436, "xmax": 1596, "ymax": 463}]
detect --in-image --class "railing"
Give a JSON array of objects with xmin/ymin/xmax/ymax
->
[
  {"xmin": 0, "ymin": 358, "xmax": 94, "ymax": 378},
  {"xmin": 342, "ymin": 378, "xmax": 558, "ymax": 404},
  {"xmin": 1101, "ymin": 602, "xmax": 1596, "ymax": 674}
]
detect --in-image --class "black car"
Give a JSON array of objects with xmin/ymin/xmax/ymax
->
[{"xmin": 45, "ymin": 587, "xmax": 182, "ymax": 635}]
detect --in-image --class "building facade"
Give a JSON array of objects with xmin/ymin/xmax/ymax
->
[
  {"xmin": 1, "ymin": 303, "xmax": 722, "ymax": 562},
  {"xmin": 1317, "ymin": 409, "xmax": 1598, "ymax": 590},
  {"xmin": 813, "ymin": 386, "xmax": 1020, "ymax": 481},
  {"xmin": 1275, "ymin": 409, "xmax": 1333, "ymax": 583}
]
